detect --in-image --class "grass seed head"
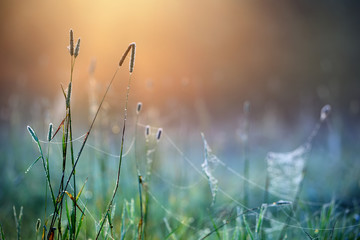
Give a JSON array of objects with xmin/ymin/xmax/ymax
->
[
  {"xmin": 156, "ymin": 128, "xmax": 163, "ymax": 141},
  {"xmin": 48, "ymin": 123, "xmax": 53, "ymax": 141},
  {"xmin": 27, "ymin": 126, "xmax": 39, "ymax": 143},
  {"xmin": 145, "ymin": 125, "xmax": 151, "ymax": 137},
  {"xmin": 119, "ymin": 45, "xmax": 131, "ymax": 67},
  {"xmin": 69, "ymin": 29, "xmax": 74, "ymax": 56},
  {"xmin": 74, "ymin": 38, "xmax": 81, "ymax": 58},
  {"xmin": 36, "ymin": 218, "xmax": 41, "ymax": 232},
  {"xmin": 66, "ymin": 82, "xmax": 72, "ymax": 108},
  {"xmin": 136, "ymin": 102, "xmax": 142, "ymax": 114},
  {"xmin": 118, "ymin": 42, "xmax": 136, "ymax": 72},
  {"xmin": 320, "ymin": 104, "xmax": 331, "ymax": 122},
  {"xmin": 129, "ymin": 42, "xmax": 136, "ymax": 73}
]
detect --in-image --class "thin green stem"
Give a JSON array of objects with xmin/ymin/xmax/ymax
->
[
  {"xmin": 134, "ymin": 114, "xmax": 144, "ymax": 240},
  {"xmin": 96, "ymin": 74, "xmax": 133, "ymax": 239},
  {"xmin": 58, "ymin": 59, "xmax": 74, "ymax": 238},
  {"xmin": 143, "ymin": 143, "xmax": 160, "ymax": 238},
  {"xmin": 35, "ymin": 140, "xmax": 55, "ymax": 206},
  {"xmin": 68, "ymin": 55, "xmax": 77, "ymax": 240},
  {"xmin": 69, "ymin": 111, "xmax": 76, "ymax": 239},
  {"xmin": 43, "ymin": 136, "xmax": 51, "ymax": 234}
]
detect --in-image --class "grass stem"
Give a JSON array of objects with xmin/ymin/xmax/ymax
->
[{"xmin": 96, "ymin": 73, "xmax": 133, "ymax": 239}]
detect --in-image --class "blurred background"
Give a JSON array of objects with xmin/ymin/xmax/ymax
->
[
  {"xmin": 1, "ymin": 0, "xmax": 360, "ymax": 238},
  {"xmin": 0, "ymin": 0, "xmax": 359, "ymax": 136}
]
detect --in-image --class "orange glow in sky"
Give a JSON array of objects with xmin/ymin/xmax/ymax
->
[{"xmin": 1, "ymin": 0, "xmax": 359, "ymax": 129}]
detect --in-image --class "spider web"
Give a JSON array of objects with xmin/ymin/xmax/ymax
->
[
  {"xmin": 201, "ymin": 132, "xmax": 221, "ymax": 205},
  {"xmin": 266, "ymin": 144, "xmax": 310, "ymax": 201}
]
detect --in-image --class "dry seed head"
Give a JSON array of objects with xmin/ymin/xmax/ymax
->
[
  {"xmin": 69, "ymin": 29, "xmax": 74, "ymax": 56},
  {"xmin": 136, "ymin": 102, "xmax": 142, "ymax": 114},
  {"xmin": 48, "ymin": 123, "xmax": 53, "ymax": 141},
  {"xmin": 66, "ymin": 82, "xmax": 72, "ymax": 108},
  {"xmin": 119, "ymin": 45, "xmax": 132, "ymax": 67},
  {"xmin": 27, "ymin": 126, "xmax": 39, "ymax": 143},
  {"xmin": 74, "ymin": 38, "xmax": 81, "ymax": 58},
  {"xmin": 129, "ymin": 42, "xmax": 136, "ymax": 73},
  {"xmin": 36, "ymin": 218, "xmax": 41, "ymax": 232},
  {"xmin": 320, "ymin": 104, "xmax": 331, "ymax": 122},
  {"xmin": 118, "ymin": 42, "xmax": 136, "ymax": 72},
  {"xmin": 145, "ymin": 125, "xmax": 151, "ymax": 137},
  {"xmin": 156, "ymin": 128, "xmax": 163, "ymax": 141}
]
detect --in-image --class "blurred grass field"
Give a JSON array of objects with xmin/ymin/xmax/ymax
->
[
  {"xmin": 1, "ymin": 0, "xmax": 360, "ymax": 239},
  {"xmin": 1, "ymin": 40, "xmax": 360, "ymax": 239}
]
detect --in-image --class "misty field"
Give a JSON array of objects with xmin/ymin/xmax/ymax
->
[
  {"xmin": 0, "ymin": 27, "xmax": 360, "ymax": 239},
  {"xmin": 1, "ymin": 1, "xmax": 360, "ymax": 239}
]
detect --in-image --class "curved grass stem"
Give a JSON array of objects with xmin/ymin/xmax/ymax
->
[{"xmin": 96, "ymin": 74, "xmax": 133, "ymax": 239}]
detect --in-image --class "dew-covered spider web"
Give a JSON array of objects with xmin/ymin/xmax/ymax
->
[
  {"xmin": 201, "ymin": 132, "xmax": 222, "ymax": 205},
  {"xmin": 266, "ymin": 144, "xmax": 310, "ymax": 201}
]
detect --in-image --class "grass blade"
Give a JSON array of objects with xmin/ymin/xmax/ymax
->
[
  {"xmin": 76, "ymin": 178, "xmax": 88, "ymax": 201},
  {"xmin": 65, "ymin": 198, "xmax": 72, "ymax": 234},
  {"xmin": 255, "ymin": 204, "xmax": 267, "ymax": 240},
  {"xmin": 0, "ymin": 223, "xmax": 6, "ymax": 240},
  {"xmin": 64, "ymin": 191, "xmax": 85, "ymax": 215},
  {"xmin": 209, "ymin": 216, "xmax": 221, "ymax": 240},
  {"xmin": 242, "ymin": 215, "xmax": 254, "ymax": 240},
  {"xmin": 24, "ymin": 156, "xmax": 41, "ymax": 174},
  {"xmin": 164, "ymin": 217, "xmax": 178, "ymax": 240},
  {"xmin": 75, "ymin": 205, "xmax": 86, "ymax": 239}
]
